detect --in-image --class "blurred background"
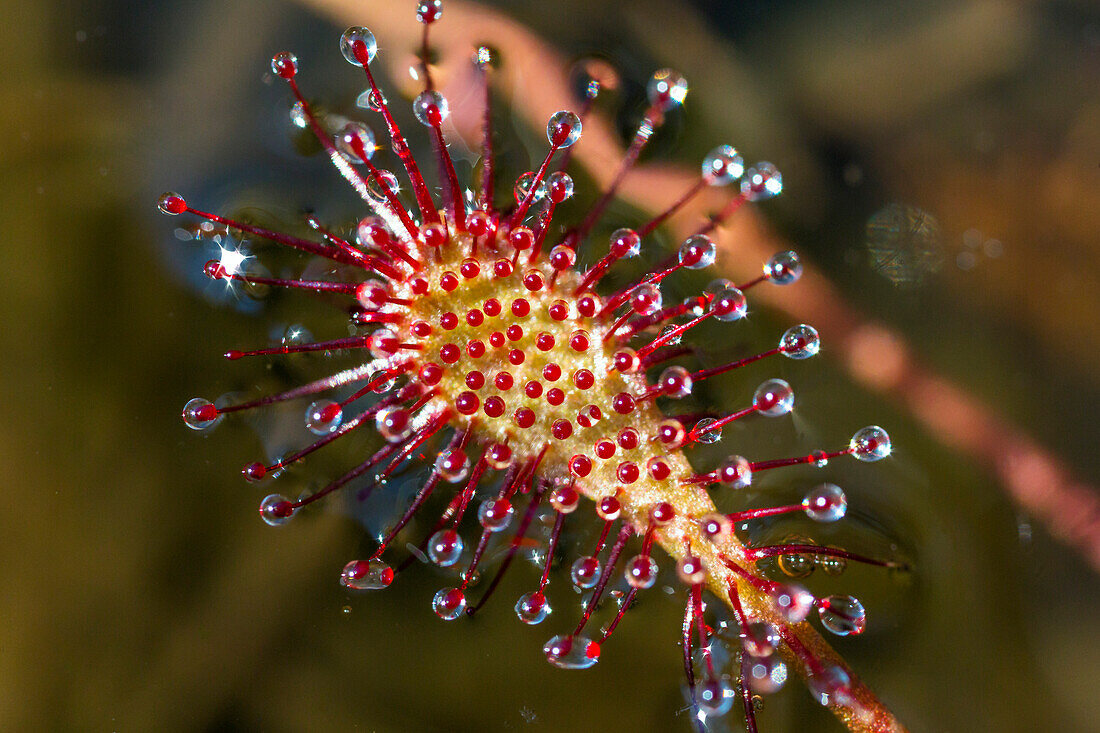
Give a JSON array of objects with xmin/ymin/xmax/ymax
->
[{"xmin": 2, "ymin": 0, "xmax": 1098, "ymax": 730}]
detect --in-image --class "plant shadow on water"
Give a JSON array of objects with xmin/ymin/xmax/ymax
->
[{"xmin": 2, "ymin": 0, "xmax": 1099, "ymax": 731}]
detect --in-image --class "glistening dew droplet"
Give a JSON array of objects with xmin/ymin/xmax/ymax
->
[
  {"xmin": 741, "ymin": 162, "xmax": 783, "ymax": 201},
  {"xmin": 412, "ymin": 90, "xmax": 449, "ymax": 126},
  {"xmin": 304, "ymin": 400, "xmax": 343, "ymax": 435},
  {"xmin": 753, "ymin": 378, "xmax": 794, "ymax": 417},
  {"xmin": 807, "ymin": 665, "xmax": 852, "ymax": 707},
  {"xmin": 259, "ymin": 494, "xmax": 294, "ymax": 526},
  {"xmin": 678, "ymin": 234, "xmax": 717, "ymax": 269},
  {"xmin": 773, "ymin": 584, "xmax": 815, "ymax": 624},
  {"xmin": 717, "ymin": 455, "xmax": 752, "ymax": 488},
  {"xmin": 428, "ymin": 529, "xmax": 464, "ymax": 567},
  {"xmin": 850, "ymin": 425, "xmax": 892, "ymax": 461},
  {"xmin": 336, "ymin": 122, "xmax": 376, "ymax": 164},
  {"xmin": 570, "ymin": 556, "xmax": 602, "ymax": 589},
  {"xmin": 712, "ymin": 287, "xmax": 747, "ymax": 321},
  {"xmin": 647, "ymin": 68, "xmax": 689, "ymax": 109},
  {"xmin": 366, "ymin": 170, "xmax": 400, "ymax": 203},
  {"xmin": 432, "ymin": 587, "xmax": 466, "ymax": 620},
  {"xmin": 742, "ymin": 622, "xmax": 781, "ymax": 657},
  {"xmin": 803, "ymin": 483, "xmax": 847, "ymax": 522},
  {"xmin": 817, "ymin": 594, "xmax": 867, "ymax": 636},
  {"xmin": 514, "ymin": 591, "xmax": 551, "ymax": 625},
  {"xmin": 702, "ymin": 144, "xmax": 744, "ymax": 185},
  {"xmin": 181, "ymin": 397, "xmax": 221, "ymax": 431},
  {"xmin": 340, "ymin": 559, "xmax": 394, "ymax": 590},
  {"xmin": 546, "ymin": 110, "xmax": 582, "ymax": 147},
  {"xmin": 339, "ymin": 26, "xmax": 377, "ymax": 66},
  {"xmin": 478, "ymin": 498, "xmax": 514, "ymax": 532},
  {"xmin": 625, "ymin": 554, "xmax": 659, "ymax": 589},
  {"xmin": 779, "ymin": 323, "xmax": 821, "ymax": 359},
  {"xmin": 765, "ymin": 250, "xmax": 802, "ymax": 284},
  {"xmin": 543, "ymin": 634, "xmax": 600, "ymax": 670},
  {"xmin": 745, "ymin": 654, "xmax": 787, "ymax": 694}
]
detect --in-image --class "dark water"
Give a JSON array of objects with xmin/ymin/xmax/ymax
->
[{"xmin": 3, "ymin": 0, "xmax": 1099, "ymax": 730}]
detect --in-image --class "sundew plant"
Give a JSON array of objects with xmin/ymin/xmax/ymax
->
[{"xmin": 166, "ymin": 2, "xmax": 913, "ymax": 730}]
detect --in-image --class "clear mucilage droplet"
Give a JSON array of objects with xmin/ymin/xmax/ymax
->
[
  {"xmin": 807, "ymin": 665, "xmax": 851, "ymax": 706},
  {"xmin": 478, "ymin": 498, "xmax": 514, "ymax": 532},
  {"xmin": 624, "ymin": 554, "xmax": 658, "ymax": 589},
  {"xmin": 702, "ymin": 144, "xmax": 744, "ymax": 185},
  {"xmin": 765, "ymin": 250, "xmax": 802, "ymax": 284},
  {"xmin": 366, "ymin": 170, "xmax": 400, "ymax": 203},
  {"xmin": 427, "ymin": 529, "xmax": 464, "ymax": 567},
  {"xmin": 375, "ymin": 408, "xmax": 412, "ymax": 443},
  {"xmin": 304, "ymin": 399, "xmax": 343, "ymax": 435},
  {"xmin": 744, "ymin": 654, "xmax": 787, "ymax": 694},
  {"xmin": 340, "ymin": 559, "xmax": 393, "ymax": 590},
  {"xmin": 514, "ymin": 171, "xmax": 548, "ymax": 204},
  {"xmin": 570, "ymin": 556, "xmax": 602, "ymax": 589},
  {"xmin": 432, "ymin": 587, "xmax": 466, "ymax": 620},
  {"xmin": 270, "ymin": 51, "xmax": 299, "ymax": 79},
  {"xmin": 340, "ymin": 26, "xmax": 378, "ymax": 66},
  {"xmin": 610, "ymin": 228, "xmax": 641, "ymax": 259},
  {"xmin": 514, "ymin": 591, "xmax": 551, "ymax": 625},
  {"xmin": 647, "ymin": 68, "xmax": 688, "ymax": 110},
  {"xmin": 434, "ymin": 449, "xmax": 470, "ymax": 482},
  {"xmin": 692, "ymin": 418, "xmax": 722, "ymax": 445},
  {"xmin": 850, "ymin": 425, "xmax": 892, "ymax": 461},
  {"xmin": 547, "ymin": 171, "xmax": 574, "ymax": 201},
  {"xmin": 817, "ymin": 594, "xmax": 867, "ymax": 636},
  {"xmin": 368, "ymin": 367, "xmax": 397, "ymax": 393},
  {"xmin": 699, "ymin": 513, "xmax": 733, "ymax": 544},
  {"xmin": 416, "ymin": 0, "xmax": 443, "ymax": 24},
  {"xmin": 779, "ymin": 324, "xmax": 820, "ymax": 359},
  {"xmin": 336, "ymin": 122, "xmax": 376, "ymax": 164},
  {"xmin": 182, "ymin": 397, "xmax": 221, "ymax": 431},
  {"xmin": 741, "ymin": 162, "xmax": 783, "ymax": 200},
  {"xmin": 705, "ymin": 277, "xmax": 734, "ymax": 295},
  {"xmin": 742, "ymin": 622, "xmax": 781, "ymax": 657},
  {"xmin": 696, "ymin": 676, "xmax": 734, "ymax": 716},
  {"xmin": 157, "ymin": 191, "xmax": 187, "ymax": 215},
  {"xmin": 753, "ymin": 378, "xmax": 794, "ymax": 417},
  {"xmin": 716, "ymin": 455, "xmax": 752, "ymax": 488},
  {"xmin": 546, "ymin": 110, "xmax": 582, "ymax": 147},
  {"xmin": 543, "ymin": 634, "xmax": 600, "ymax": 670},
  {"xmin": 357, "ymin": 88, "xmax": 387, "ymax": 111},
  {"xmin": 659, "ymin": 365, "xmax": 693, "ymax": 398},
  {"xmin": 810, "ymin": 449, "xmax": 830, "ymax": 468},
  {"xmin": 779, "ymin": 542, "xmax": 816, "ymax": 578},
  {"xmin": 678, "ymin": 234, "xmax": 717, "ymax": 269},
  {"xmin": 631, "ymin": 283, "xmax": 662, "ymax": 315},
  {"xmin": 658, "ymin": 324, "xmax": 683, "ymax": 346},
  {"xmin": 412, "ymin": 90, "xmax": 450, "ymax": 126},
  {"xmin": 368, "ymin": 327, "xmax": 399, "ymax": 358},
  {"xmin": 259, "ymin": 494, "xmax": 294, "ymax": 526},
  {"xmin": 773, "ymin": 584, "xmax": 815, "ymax": 623},
  {"xmin": 802, "ymin": 483, "xmax": 847, "ymax": 522},
  {"xmin": 281, "ymin": 324, "xmax": 313, "ymax": 346},
  {"xmin": 711, "ymin": 287, "xmax": 746, "ymax": 321},
  {"xmin": 676, "ymin": 555, "xmax": 706, "ymax": 585}
]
